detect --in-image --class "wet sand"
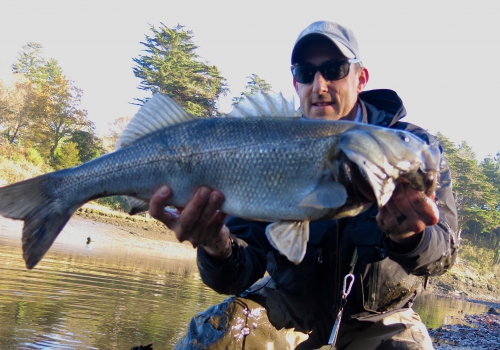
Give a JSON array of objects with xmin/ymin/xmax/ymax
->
[{"xmin": 0, "ymin": 211, "xmax": 197, "ymax": 265}]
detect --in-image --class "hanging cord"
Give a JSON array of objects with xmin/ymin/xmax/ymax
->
[{"xmin": 328, "ymin": 248, "xmax": 358, "ymax": 349}]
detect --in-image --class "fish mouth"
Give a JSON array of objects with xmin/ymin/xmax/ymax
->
[
  {"xmin": 336, "ymin": 150, "xmax": 440, "ymax": 209},
  {"xmin": 336, "ymin": 152, "xmax": 377, "ymax": 204},
  {"xmin": 404, "ymin": 167, "xmax": 439, "ymax": 195}
]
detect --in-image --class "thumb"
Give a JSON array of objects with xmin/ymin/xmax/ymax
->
[{"xmin": 149, "ymin": 186, "xmax": 175, "ymax": 224}]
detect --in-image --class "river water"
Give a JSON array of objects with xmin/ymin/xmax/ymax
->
[
  {"xmin": 0, "ymin": 223, "xmax": 488, "ymax": 349},
  {"xmin": 0, "ymin": 229, "xmax": 226, "ymax": 349}
]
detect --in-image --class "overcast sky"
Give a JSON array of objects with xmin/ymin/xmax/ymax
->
[{"xmin": 1, "ymin": 0, "xmax": 498, "ymax": 161}]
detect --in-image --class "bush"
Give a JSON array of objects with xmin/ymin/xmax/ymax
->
[
  {"xmin": 0, "ymin": 143, "xmax": 52, "ymax": 184},
  {"xmin": 95, "ymin": 196, "xmax": 129, "ymax": 212},
  {"xmin": 458, "ymin": 238, "xmax": 495, "ymax": 272},
  {"xmin": 25, "ymin": 148, "xmax": 45, "ymax": 167},
  {"xmin": 53, "ymin": 142, "xmax": 81, "ymax": 170},
  {"xmin": 0, "ymin": 155, "xmax": 48, "ymax": 182}
]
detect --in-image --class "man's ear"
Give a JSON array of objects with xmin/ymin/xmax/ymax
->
[{"xmin": 357, "ymin": 67, "xmax": 369, "ymax": 92}]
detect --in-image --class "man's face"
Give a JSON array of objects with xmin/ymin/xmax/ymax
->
[{"xmin": 293, "ymin": 37, "xmax": 368, "ymax": 121}]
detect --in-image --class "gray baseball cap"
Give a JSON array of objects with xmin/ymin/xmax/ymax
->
[{"xmin": 291, "ymin": 21, "xmax": 360, "ymax": 64}]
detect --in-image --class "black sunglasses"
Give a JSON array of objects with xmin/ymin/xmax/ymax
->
[{"xmin": 291, "ymin": 59, "xmax": 361, "ymax": 84}]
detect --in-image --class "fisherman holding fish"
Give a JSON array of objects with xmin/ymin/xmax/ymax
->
[
  {"xmin": 0, "ymin": 20, "xmax": 458, "ymax": 350},
  {"xmin": 149, "ymin": 21, "xmax": 458, "ymax": 349}
]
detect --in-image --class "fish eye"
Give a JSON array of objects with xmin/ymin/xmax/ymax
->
[{"xmin": 397, "ymin": 132, "xmax": 410, "ymax": 143}]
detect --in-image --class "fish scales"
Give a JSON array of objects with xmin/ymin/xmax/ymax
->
[
  {"xmin": 153, "ymin": 118, "xmax": 344, "ymax": 220},
  {"xmin": 26, "ymin": 118, "xmax": 341, "ymax": 218}
]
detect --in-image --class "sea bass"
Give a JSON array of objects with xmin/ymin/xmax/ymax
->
[{"xmin": 0, "ymin": 92, "xmax": 440, "ymax": 268}]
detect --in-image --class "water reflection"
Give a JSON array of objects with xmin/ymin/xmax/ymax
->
[
  {"xmin": 0, "ymin": 235, "xmax": 225, "ymax": 349},
  {"xmin": 414, "ymin": 291, "xmax": 488, "ymax": 329},
  {"xmin": 0, "ymin": 230, "xmax": 492, "ymax": 349}
]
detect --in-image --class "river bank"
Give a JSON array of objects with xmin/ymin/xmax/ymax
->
[
  {"xmin": 0, "ymin": 203, "xmax": 197, "ymax": 265},
  {"xmin": 77, "ymin": 204, "xmax": 500, "ymax": 301},
  {"xmin": 428, "ymin": 300, "xmax": 500, "ymax": 349},
  {"xmin": 424, "ymin": 267, "xmax": 500, "ymax": 349}
]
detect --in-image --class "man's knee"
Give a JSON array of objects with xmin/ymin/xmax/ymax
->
[
  {"xmin": 175, "ymin": 295, "xmax": 309, "ymax": 349},
  {"xmin": 343, "ymin": 309, "xmax": 434, "ymax": 350}
]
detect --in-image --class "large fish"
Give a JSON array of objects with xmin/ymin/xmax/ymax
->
[{"xmin": 0, "ymin": 92, "xmax": 440, "ymax": 268}]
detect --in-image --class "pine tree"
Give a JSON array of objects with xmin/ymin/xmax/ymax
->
[
  {"xmin": 132, "ymin": 23, "xmax": 228, "ymax": 117},
  {"xmin": 232, "ymin": 74, "xmax": 273, "ymax": 106}
]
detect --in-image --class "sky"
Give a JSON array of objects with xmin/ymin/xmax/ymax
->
[{"xmin": 0, "ymin": 0, "xmax": 498, "ymax": 161}]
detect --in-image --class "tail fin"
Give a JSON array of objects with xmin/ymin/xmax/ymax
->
[{"xmin": 0, "ymin": 176, "xmax": 74, "ymax": 269}]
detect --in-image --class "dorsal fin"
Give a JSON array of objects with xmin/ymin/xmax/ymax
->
[
  {"xmin": 225, "ymin": 91, "xmax": 299, "ymax": 118},
  {"xmin": 115, "ymin": 95, "xmax": 196, "ymax": 150}
]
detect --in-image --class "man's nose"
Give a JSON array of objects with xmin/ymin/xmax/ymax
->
[{"xmin": 312, "ymin": 71, "xmax": 328, "ymax": 93}]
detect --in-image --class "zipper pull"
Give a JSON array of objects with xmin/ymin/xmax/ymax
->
[{"xmin": 318, "ymin": 248, "xmax": 323, "ymax": 263}]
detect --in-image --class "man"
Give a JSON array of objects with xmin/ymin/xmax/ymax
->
[{"xmin": 149, "ymin": 21, "xmax": 458, "ymax": 349}]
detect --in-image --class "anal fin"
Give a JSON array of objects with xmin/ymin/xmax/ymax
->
[{"xmin": 265, "ymin": 221, "xmax": 310, "ymax": 264}]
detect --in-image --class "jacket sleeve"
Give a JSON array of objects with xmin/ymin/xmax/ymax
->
[
  {"xmin": 196, "ymin": 217, "xmax": 271, "ymax": 295},
  {"xmin": 383, "ymin": 131, "xmax": 459, "ymax": 276}
]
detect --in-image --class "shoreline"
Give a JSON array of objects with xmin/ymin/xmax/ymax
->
[
  {"xmin": 429, "ymin": 300, "xmax": 500, "ymax": 350},
  {"xmin": 4, "ymin": 203, "xmax": 500, "ymax": 301},
  {"xmin": 0, "ymin": 205, "xmax": 197, "ymax": 265}
]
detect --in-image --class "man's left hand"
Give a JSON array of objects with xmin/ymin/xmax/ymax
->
[{"xmin": 376, "ymin": 181, "xmax": 440, "ymax": 250}]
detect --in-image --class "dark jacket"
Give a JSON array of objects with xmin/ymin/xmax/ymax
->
[{"xmin": 196, "ymin": 89, "xmax": 459, "ymax": 323}]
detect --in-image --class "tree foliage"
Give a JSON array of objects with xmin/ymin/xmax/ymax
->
[
  {"xmin": 132, "ymin": 23, "xmax": 228, "ymax": 117},
  {"xmin": 53, "ymin": 141, "xmax": 81, "ymax": 170},
  {"xmin": 11, "ymin": 42, "xmax": 62, "ymax": 85},
  {"xmin": 480, "ymin": 153, "xmax": 500, "ymax": 256},
  {"xmin": 438, "ymin": 133, "xmax": 500, "ymax": 264},
  {"xmin": 31, "ymin": 73, "xmax": 89, "ymax": 162},
  {"xmin": 70, "ymin": 128, "xmax": 104, "ymax": 163},
  {"xmin": 0, "ymin": 74, "xmax": 36, "ymax": 144},
  {"xmin": 232, "ymin": 74, "xmax": 273, "ymax": 106},
  {"xmin": 0, "ymin": 42, "xmax": 98, "ymax": 167}
]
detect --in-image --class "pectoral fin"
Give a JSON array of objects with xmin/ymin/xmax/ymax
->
[
  {"xmin": 265, "ymin": 221, "xmax": 310, "ymax": 264},
  {"xmin": 299, "ymin": 181, "xmax": 347, "ymax": 209}
]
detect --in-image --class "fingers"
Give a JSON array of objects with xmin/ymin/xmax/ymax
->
[
  {"xmin": 181, "ymin": 188, "xmax": 224, "ymax": 228},
  {"xmin": 409, "ymin": 191, "xmax": 439, "ymax": 226},
  {"xmin": 148, "ymin": 185, "xmax": 179, "ymax": 228},
  {"xmin": 401, "ymin": 184, "xmax": 439, "ymax": 227},
  {"xmin": 176, "ymin": 187, "xmax": 225, "ymax": 243},
  {"xmin": 377, "ymin": 183, "xmax": 439, "ymax": 238},
  {"xmin": 148, "ymin": 185, "xmax": 230, "ymax": 258}
]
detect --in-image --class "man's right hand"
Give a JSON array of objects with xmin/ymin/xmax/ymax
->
[{"xmin": 149, "ymin": 185, "xmax": 232, "ymax": 261}]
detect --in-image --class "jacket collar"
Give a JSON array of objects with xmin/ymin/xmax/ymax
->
[{"xmin": 358, "ymin": 89, "xmax": 407, "ymax": 127}]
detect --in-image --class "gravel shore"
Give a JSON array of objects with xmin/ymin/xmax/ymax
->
[{"xmin": 429, "ymin": 298, "xmax": 500, "ymax": 350}]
